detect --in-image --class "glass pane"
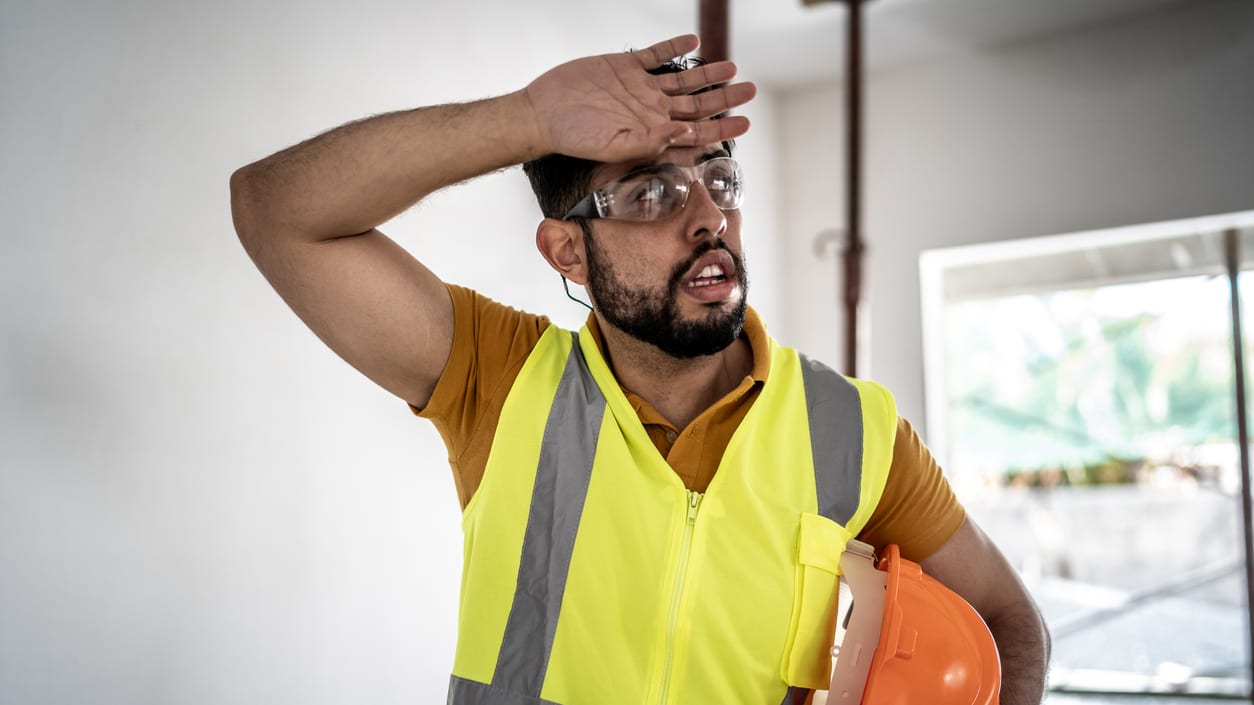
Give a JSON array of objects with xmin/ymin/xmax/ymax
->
[{"xmin": 939, "ymin": 256, "xmax": 1250, "ymax": 697}]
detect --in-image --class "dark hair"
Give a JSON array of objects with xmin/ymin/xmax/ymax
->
[{"xmin": 522, "ymin": 55, "xmax": 735, "ymax": 220}]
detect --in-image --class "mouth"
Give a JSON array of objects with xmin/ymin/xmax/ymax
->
[
  {"xmin": 689, "ymin": 262, "xmax": 728, "ymax": 287},
  {"xmin": 681, "ymin": 249, "xmax": 739, "ymax": 302}
]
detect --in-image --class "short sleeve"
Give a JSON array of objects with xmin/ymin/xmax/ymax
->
[
  {"xmin": 413, "ymin": 284, "xmax": 550, "ymax": 508},
  {"xmin": 855, "ymin": 417, "xmax": 966, "ymax": 561}
]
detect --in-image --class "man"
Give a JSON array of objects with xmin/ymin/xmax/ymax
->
[{"xmin": 230, "ymin": 34, "xmax": 1049, "ymax": 704}]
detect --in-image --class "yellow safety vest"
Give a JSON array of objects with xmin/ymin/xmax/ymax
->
[{"xmin": 449, "ymin": 324, "xmax": 897, "ymax": 705}]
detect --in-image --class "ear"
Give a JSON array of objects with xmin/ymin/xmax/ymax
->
[{"xmin": 536, "ymin": 218, "xmax": 589, "ymax": 285}]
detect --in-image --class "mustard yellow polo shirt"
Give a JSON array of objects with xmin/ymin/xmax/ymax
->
[{"xmin": 418, "ymin": 285, "xmax": 964, "ymax": 560}]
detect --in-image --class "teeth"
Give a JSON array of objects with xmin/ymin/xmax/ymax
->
[{"xmin": 688, "ymin": 263, "xmax": 728, "ymax": 287}]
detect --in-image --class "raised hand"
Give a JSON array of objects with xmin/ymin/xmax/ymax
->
[{"xmin": 522, "ymin": 34, "xmax": 757, "ymax": 163}]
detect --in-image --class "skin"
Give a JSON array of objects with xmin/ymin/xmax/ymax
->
[
  {"xmin": 922, "ymin": 518, "xmax": 1052, "ymax": 704},
  {"xmin": 230, "ymin": 34, "xmax": 1049, "ymax": 703},
  {"xmin": 537, "ymin": 144, "xmax": 753, "ymax": 428}
]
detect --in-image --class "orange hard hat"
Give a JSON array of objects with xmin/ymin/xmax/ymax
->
[{"xmin": 825, "ymin": 541, "xmax": 1001, "ymax": 705}]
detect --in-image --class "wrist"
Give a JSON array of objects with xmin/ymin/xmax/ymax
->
[{"xmin": 507, "ymin": 87, "xmax": 551, "ymax": 162}]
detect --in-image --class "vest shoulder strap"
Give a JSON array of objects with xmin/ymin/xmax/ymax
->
[{"xmin": 796, "ymin": 353, "xmax": 896, "ymax": 537}]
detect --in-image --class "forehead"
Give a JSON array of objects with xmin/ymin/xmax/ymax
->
[{"xmin": 590, "ymin": 143, "xmax": 731, "ymax": 186}]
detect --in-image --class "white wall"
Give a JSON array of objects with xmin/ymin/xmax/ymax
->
[
  {"xmin": 8, "ymin": 0, "xmax": 1251, "ymax": 700},
  {"xmin": 775, "ymin": 0, "xmax": 1254, "ymax": 437},
  {"xmin": 0, "ymin": 1, "xmax": 782, "ymax": 704}
]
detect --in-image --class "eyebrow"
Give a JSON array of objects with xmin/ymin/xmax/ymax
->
[
  {"xmin": 625, "ymin": 149, "xmax": 732, "ymax": 176},
  {"xmin": 699, "ymin": 147, "xmax": 731, "ymax": 162},
  {"xmin": 598, "ymin": 148, "xmax": 734, "ymax": 187}
]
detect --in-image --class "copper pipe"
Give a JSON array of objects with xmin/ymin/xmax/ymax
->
[{"xmin": 699, "ymin": 0, "xmax": 730, "ymax": 62}]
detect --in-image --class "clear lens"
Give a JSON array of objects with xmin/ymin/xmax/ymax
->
[
  {"xmin": 701, "ymin": 158, "xmax": 743, "ymax": 210},
  {"xmin": 604, "ymin": 171, "xmax": 688, "ymax": 221},
  {"xmin": 595, "ymin": 157, "xmax": 743, "ymax": 222}
]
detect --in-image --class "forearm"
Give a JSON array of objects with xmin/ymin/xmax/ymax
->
[
  {"xmin": 230, "ymin": 90, "xmax": 542, "ymax": 243},
  {"xmin": 987, "ymin": 604, "xmax": 1051, "ymax": 705},
  {"xmin": 918, "ymin": 516, "xmax": 1052, "ymax": 705}
]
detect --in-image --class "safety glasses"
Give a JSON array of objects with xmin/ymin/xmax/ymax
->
[{"xmin": 563, "ymin": 157, "xmax": 744, "ymax": 222}]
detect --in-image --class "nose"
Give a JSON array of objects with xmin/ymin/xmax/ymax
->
[{"xmin": 682, "ymin": 180, "xmax": 728, "ymax": 242}]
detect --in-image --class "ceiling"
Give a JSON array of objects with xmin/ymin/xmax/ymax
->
[{"xmin": 634, "ymin": 0, "xmax": 1193, "ymax": 88}]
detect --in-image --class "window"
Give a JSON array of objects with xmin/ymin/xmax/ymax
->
[{"xmin": 920, "ymin": 211, "xmax": 1254, "ymax": 698}]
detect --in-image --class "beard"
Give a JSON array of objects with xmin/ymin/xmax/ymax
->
[{"xmin": 583, "ymin": 231, "xmax": 749, "ymax": 359}]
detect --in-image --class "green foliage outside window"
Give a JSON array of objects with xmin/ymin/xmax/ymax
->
[{"xmin": 944, "ymin": 275, "xmax": 1240, "ymax": 486}]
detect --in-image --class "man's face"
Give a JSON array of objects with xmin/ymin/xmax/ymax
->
[{"xmin": 580, "ymin": 146, "xmax": 749, "ymax": 359}]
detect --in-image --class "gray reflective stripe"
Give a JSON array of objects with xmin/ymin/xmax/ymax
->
[
  {"xmin": 798, "ymin": 355, "xmax": 864, "ymax": 525},
  {"xmin": 491, "ymin": 332, "xmax": 606, "ymax": 697},
  {"xmin": 448, "ymin": 675, "xmax": 562, "ymax": 705},
  {"xmin": 780, "ymin": 686, "xmax": 812, "ymax": 705}
]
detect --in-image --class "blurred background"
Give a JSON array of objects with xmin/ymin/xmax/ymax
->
[{"xmin": 2, "ymin": 0, "xmax": 1252, "ymax": 702}]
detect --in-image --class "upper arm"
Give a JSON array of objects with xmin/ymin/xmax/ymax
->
[
  {"xmin": 237, "ymin": 222, "xmax": 454, "ymax": 409},
  {"xmin": 857, "ymin": 418, "xmax": 966, "ymax": 560},
  {"xmin": 918, "ymin": 516, "xmax": 1030, "ymax": 621}
]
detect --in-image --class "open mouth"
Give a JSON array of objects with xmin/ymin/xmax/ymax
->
[
  {"xmin": 680, "ymin": 249, "xmax": 739, "ymax": 302},
  {"xmin": 688, "ymin": 263, "xmax": 728, "ymax": 288}
]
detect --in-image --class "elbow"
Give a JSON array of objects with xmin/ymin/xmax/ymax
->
[
  {"xmin": 229, "ymin": 165, "xmax": 256, "ymax": 241},
  {"xmin": 229, "ymin": 164, "xmax": 269, "ymax": 254}
]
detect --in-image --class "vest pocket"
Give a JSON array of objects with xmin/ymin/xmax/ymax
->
[{"xmin": 781, "ymin": 512, "xmax": 851, "ymax": 689}]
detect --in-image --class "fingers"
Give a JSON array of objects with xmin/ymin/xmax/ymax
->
[
  {"xmin": 660, "ymin": 115, "xmax": 752, "ymax": 150},
  {"xmin": 626, "ymin": 36, "xmax": 756, "ymax": 122},
  {"xmin": 668, "ymin": 81, "xmax": 757, "ymax": 121},
  {"xmin": 653, "ymin": 60, "xmax": 738, "ymax": 96},
  {"xmin": 693, "ymin": 115, "xmax": 751, "ymax": 146},
  {"xmin": 633, "ymin": 34, "xmax": 700, "ymax": 69}
]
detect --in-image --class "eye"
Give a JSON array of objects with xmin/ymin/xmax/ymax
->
[
  {"xmin": 703, "ymin": 160, "xmax": 736, "ymax": 192},
  {"xmin": 698, "ymin": 159, "xmax": 741, "ymax": 209},
  {"xmin": 614, "ymin": 173, "xmax": 681, "ymax": 219},
  {"xmin": 626, "ymin": 177, "xmax": 666, "ymax": 205}
]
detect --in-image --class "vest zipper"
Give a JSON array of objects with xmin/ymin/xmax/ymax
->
[{"xmin": 657, "ymin": 490, "xmax": 703, "ymax": 705}]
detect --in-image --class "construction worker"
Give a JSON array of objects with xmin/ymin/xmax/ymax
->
[{"xmin": 230, "ymin": 34, "xmax": 1050, "ymax": 704}]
